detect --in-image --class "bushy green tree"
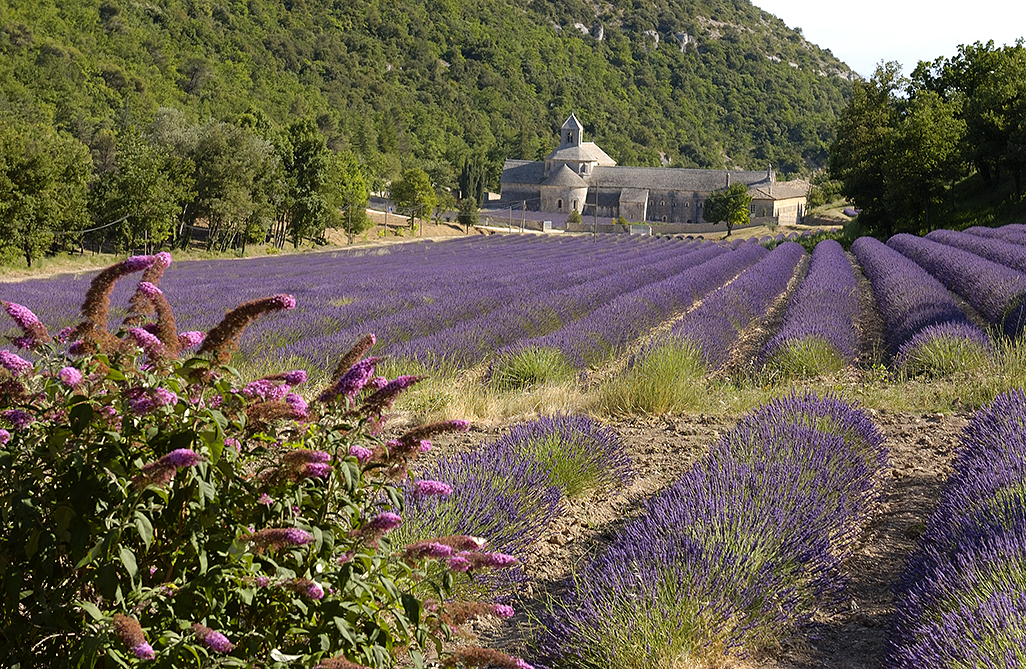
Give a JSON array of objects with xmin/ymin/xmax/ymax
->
[
  {"xmin": 0, "ymin": 120, "xmax": 91, "ymax": 266},
  {"xmin": 703, "ymin": 182, "xmax": 752, "ymax": 237},
  {"xmin": 88, "ymin": 130, "xmax": 195, "ymax": 253},
  {"xmin": 390, "ymin": 167, "xmax": 437, "ymax": 229},
  {"xmin": 457, "ymin": 196, "xmax": 479, "ymax": 232}
]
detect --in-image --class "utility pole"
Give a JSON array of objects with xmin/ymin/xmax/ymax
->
[
  {"xmin": 521, "ymin": 200, "xmax": 526, "ymax": 233},
  {"xmin": 593, "ymin": 180, "xmax": 598, "ymax": 240},
  {"xmin": 508, "ymin": 205, "xmax": 513, "ymax": 233}
]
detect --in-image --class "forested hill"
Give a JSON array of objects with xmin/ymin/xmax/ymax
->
[{"xmin": 0, "ymin": 0, "xmax": 853, "ymax": 184}]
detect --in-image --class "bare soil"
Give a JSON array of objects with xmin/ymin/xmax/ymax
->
[{"xmin": 430, "ymin": 407, "xmax": 968, "ymax": 668}]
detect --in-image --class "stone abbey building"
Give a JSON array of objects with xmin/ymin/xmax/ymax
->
[{"xmin": 499, "ymin": 114, "xmax": 809, "ymax": 226}]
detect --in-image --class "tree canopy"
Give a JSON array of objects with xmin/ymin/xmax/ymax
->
[{"xmin": 703, "ymin": 183, "xmax": 752, "ymax": 236}]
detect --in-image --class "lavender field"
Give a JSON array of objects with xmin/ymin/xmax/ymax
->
[{"xmin": 6, "ymin": 225, "xmax": 1026, "ymax": 668}]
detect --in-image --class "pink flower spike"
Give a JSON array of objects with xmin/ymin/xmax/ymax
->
[
  {"xmin": 137, "ymin": 281, "xmax": 163, "ymax": 298},
  {"xmin": 272, "ymin": 294, "xmax": 296, "ymax": 310},
  {"xmin": 414, "ymin": 479, "xmax": 452, "ymax": 497},
  {"xmin": 448, "ymin": 556, "xmax": 471, "ymax": 572},
  {"xmin": 366, "ymin": 512, "xmax": 402, "ymax": 533},
  {"xmin": 123, "ymin": 255, "xmax": 156, "ymax": 272},
  {"xmin": 153, "ymin": 251, "xmax": 172, "ymax": 269},
  {"xmin": 178, "ymin": 331, "xmax": 205, "ymax": 349},
  {"xmin": 0, "ymin": 429, "xmax": 10, "ymax": 445},
  {"xmin": 348, "ymin": 445, "xmax": 373, "ymax": 463},
  {"xmin": 132, "ymin": 642, "xmax": 155, "ymax": 659},
  {"xmin": 0, "ymin": 351, "xmax": 33, "ymax": 376},
  {"xmin": 418, "ymin": 440, "xmax": 432, "ymax": 453},
  {"xmin": 257, "ymin": 493, "xmax": 274, "ymax": 506},
  {"xmin": 58, "ymin": 366, "xmax": 83, "ymax": 387}
]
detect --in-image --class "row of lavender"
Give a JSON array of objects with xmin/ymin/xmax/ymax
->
[
  {"xmin": 398, "ymin": 414, "xmax": 633, "ymax": 598},
  {"xmin": 535, "ymin": 394, "xmax": 888, "ymax": 667},
  {"xmin": 887, "ymin": 390, "xmax": 1026, "ymax": 667}
]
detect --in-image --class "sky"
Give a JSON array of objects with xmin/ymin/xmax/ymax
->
[{"xmin": 754, "ymin": 0, "xmax": 1026, "ymax": 78}]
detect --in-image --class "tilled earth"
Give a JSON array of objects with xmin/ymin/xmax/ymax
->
[{"xmin": 429, "ymin": 408, "xmax": 969, "ymax": 668}]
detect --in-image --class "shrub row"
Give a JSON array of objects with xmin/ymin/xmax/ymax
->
[
  {"xmin": 537, "ymin": 393, "xmax": 887, "ymax": 668},
  {"xmin": 887, "ymin": 390, "xmax": 1026, "ymax": 667}
]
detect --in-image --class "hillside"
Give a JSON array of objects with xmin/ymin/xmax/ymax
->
[{"xmin": 0, "ymin": 0, "xmax": 853, "ymax": 185}]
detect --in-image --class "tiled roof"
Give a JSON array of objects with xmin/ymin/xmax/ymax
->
[
  {"xmin": 618, "ymin": 188, "xmax": 650, "ymax": 203},
  {"xmin": 543, "ymin": 164, "xmax": 589, "ymax": 187},
  {"xmin": 544, "ymin": 142, "xmax": 617, "ymax": 165},
  {"xmin": 590, "ymin": 165, "xmax": 769, "ymax": 192}
]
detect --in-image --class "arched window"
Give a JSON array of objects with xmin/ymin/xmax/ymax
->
[
  {"xmin": 662, "ymin": 216, "xmax": 667, "ymax": 222},
  {"xmin": 684, "ymin": 201, "xmax": 690, "ymax": 208},
  {"xmin": 572, "ymin": 199, "xmax": 578, "ymax": 211},
  {"xmin": 557, "ymin": 199, "xmax": 563, "ymax": 211},
  {"xmin": 660, "ymin": 200, "xmax": 665, "ymax": 206},
  {"xmin": 566, "ymin": 131, "xmax": 573, "ymax": 143}
]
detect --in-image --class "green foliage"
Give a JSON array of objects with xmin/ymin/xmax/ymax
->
[
  {"xmin": 898, "ymin": 335, "xmax": 992, "ymax": 379},
  {"xmin": 0, "ymin": 119, "xmax": 91, "ymax": 266},
  {"xmin": 390, "ymin": 168, "xmax": 437, "ymax": 227},
  {"xmin": 598, "ymin": 342, "xmax": 707, "ymax": 415},
  {"xmin": 489, "ymin": 347, "xmax": 574, "ymax": 392},
  {"xmin": 456, "ymin": 197, "xmax": 479, "ymax": 231},
  {"xmin": 703, "ymin": 182, "xmax": 751, "ymax": 236},
  {"xmin": 89, "ymin": 130, "xmax": 195, "ymax": 253},
  {"xmin": 761, "ymin": 337, "xmax": 847, "ymax": 380},
  {"xmin": 831, "ymin": 41, "xmax": 1026, "ymax": 237},
  {"xmin": 566, "ymin": 209, "xmax": 583, "ymax": 225}
]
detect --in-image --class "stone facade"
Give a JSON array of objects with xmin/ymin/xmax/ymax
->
[{"xmin": 499, "ymin": 114, "xmax": 808, "ymax": 225}]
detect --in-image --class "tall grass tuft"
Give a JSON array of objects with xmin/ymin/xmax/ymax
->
[
  {"xmin": 894, "ymin": 323, "xmax": 993, "ymax": 379},
  {"xmin": 762, "ymin": 336, "xmax": 848, "ymax": 380},
  {"xmin": 488, "ymin": 346, "xmax": 575, "ymax": 391},
  {"xmin": 598, "ymin": 341, "xmax": 707, "ymax": 415}
]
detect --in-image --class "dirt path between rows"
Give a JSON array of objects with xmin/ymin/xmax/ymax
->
[{"xmin": 434, "ymin": 409, "xmax": 968, "ymax": 667}]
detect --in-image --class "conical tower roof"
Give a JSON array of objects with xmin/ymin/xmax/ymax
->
[{"xmin": 562, "ymin": 113, "xmax": 584, "ymax": 133}]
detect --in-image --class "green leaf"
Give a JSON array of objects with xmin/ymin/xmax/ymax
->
[
  {"xmin": 75, "ymin": 538, "xmax": 105, "ymax": 569},
  {"xmin": 401, "ymin": 594, "xmax": 421, "ymax": 626},
  {"xmin": 78, "ymin": 601, "xmax": 104, "ymax": 621},
  {"xmin": 134, "ymin": 511, "xmax": 153, "ymax": 550},
  {"xmin": 69, "ymin": 403, "xmax": 94, "ymax": 436},
  {"xmin": 105, "ymin": 368, "xmax": 126, "ymax": 381},
  {"xmin": 118, "ymin": 546, "xmax": 138, "ymax": 579}
]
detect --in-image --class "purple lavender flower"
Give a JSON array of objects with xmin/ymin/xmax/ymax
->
[
  {"xmin": 128, "ymin": 327, "xmax": 166, "ymax": 358},
  {"xmin": 414, "ymin": 479, "xmax": 453, "ymax": 497},
  {"xmin": 153, "ymin": 388, "xmax": 177, "ymax": 407},
  {"xmin": 285, "ymin": 393, "xmax": 308, "ymax": 418},
  {"xmin": 2, "ymin": 409, "xmax": 34, "ymax": 430},
  {"xmin": 0, "ymin": 351, "xmax": 33, "ymax": 376},
  {"xmin": 58, "ymin": 366, "xmax": 83, "ymax": 387},
  {"xmin": 241, "ymin": 379, "xmax": 274, "ymax": 399},
  {"xmin": 282, "ymin": 370, "xmax": 308, "ymax": 385},
  {"xmin": 163, "ymin": 449, "xmax": 202, "ymax": 468},
  {"xmin": 318, "ymin": 357, "xmax": 378, "ymax": 402}
]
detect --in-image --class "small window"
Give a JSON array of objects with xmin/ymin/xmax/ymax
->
[
  {"xmin": 684, "ymin": 201, "xmax": 690, "ymax": 208},
  {"xmin": 660, "ymin": 200, "xmax": 665, "ymax": 206},
  {"xmin": 573, "ymin": 199, "xmax": 578, "ymax": 211},
  {"xmin": 662, "ymin": 216, "xmax": 667, "ymax": 222},
  {"xmin": 557, "ymin": 199, "xmax": 563, "ymax": 211}
]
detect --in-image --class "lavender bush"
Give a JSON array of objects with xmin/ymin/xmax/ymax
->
[
  {"xmin": 851, "ymin": 236, "xmax": 989, "ymax": 371},
  {"xmin": 761, "ymin": 239, "xmax": 859, "ymax": 376},
  {"xmin": 537, "ymin": 393, "xmax": 886, "ymax": 668},
  {"xmin": 887, "ymin": 390, "xmax": 1026, "ymax": 668},
  {"xmin": 489, "ymin": 413, "xmax": 633, "ymax": 498},
  {"xmin": 0, "ymin": 256, "xmax": 531, "ymax": 669},
  {"xmin": 888, "ymin": 232, "xmax": 1026, "ymax": 337},
  {"xmin": 666, "ymin": 242, "xmax": 806, "ymax": 370}
]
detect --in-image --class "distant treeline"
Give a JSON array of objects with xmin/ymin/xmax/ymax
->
[
  {"xmin": 0, "ymin": 111, "xmax": 370, "ymax": 266},
  {"xmin": 830, "ymin": 40, "xmax": 1026, "ymax": 238}
]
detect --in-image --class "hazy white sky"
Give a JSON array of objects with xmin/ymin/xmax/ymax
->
[{"xmin": 754, "ymin": 0, "xmax": 1026, "ymax": 77}]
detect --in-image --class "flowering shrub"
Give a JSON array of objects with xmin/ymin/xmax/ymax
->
[{"xmin": 0, "ymin": 255, "xmax": 530, "ymax": 668}]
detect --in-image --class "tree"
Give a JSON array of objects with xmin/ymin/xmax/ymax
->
[
  {"xmin": 830, "ymin": 62, "xmax": 903, "ymax": 238},
  {"xmin": 0, "ymin": 120, "xmax": 91, "ymax": 266},
  {"xmin": 703, "ymin": 182, "xmax": 752, "ymax": 237},
  {"xmin": 88, "ymin": 130, "xmax": 194, "ymax": 253},
  {"xmin": 327, "ymin": 149, "xmax": 371, "ymax": 241},
  {"xmin": 390, "ymin": 167, "xmax": 437, "ymax": 229},
  {"xmin": 567, "ymin": 209, "xmax": 583, "ymax": 225},
  {"xmin": 457, "ymin": 196, "xmax": 479, "ymax": 232}
]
